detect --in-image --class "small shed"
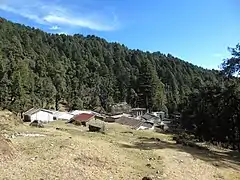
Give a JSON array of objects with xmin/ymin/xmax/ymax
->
[{"xmin": 70, "ymin": 113, "xmax": 95, "ymax": 126}]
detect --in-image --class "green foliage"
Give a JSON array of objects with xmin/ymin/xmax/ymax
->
[
  {"xmin": 222, "ymin": 44, "xmax": 240, "ymax": 76},
  {"xmin": 181, "ymin": 45, "xmax": 240, "ymax": 151},
  {"xmin": 0, "ymin": 18, "xmax": 219, "ymax": 113},
  {"xmin": 181, "ymin": 81, "xmax": 240, "ymax": 150}
]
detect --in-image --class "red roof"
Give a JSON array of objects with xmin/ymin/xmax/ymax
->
[{"xmin": 74, "ymin": 113, "xmax": 95, "ymax": 122}]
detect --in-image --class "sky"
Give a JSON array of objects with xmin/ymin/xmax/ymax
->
[{"xmin": 0, "ymin": 0, "xmax": 239, "ymax": 69}]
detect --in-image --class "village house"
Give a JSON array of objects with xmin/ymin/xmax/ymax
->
[
  {"xmin": 23, "ymin": 108, "xmax": 55, "ymax": 123},
  {"xmin": 69, "ymin": 113, "xmax": 95, "ymax": 126},
  {"xmin": 70, "ymin": 110, "xmax": 105, "ymax": 121}
]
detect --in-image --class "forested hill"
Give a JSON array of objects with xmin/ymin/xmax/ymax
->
[{"xmin": 0, "ymin": 18, "xmax": 221, "ymax": 113}]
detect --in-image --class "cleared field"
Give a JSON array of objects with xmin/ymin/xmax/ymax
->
[{"xmin": 0, "ymin": 116, "xmax": 240, "ymax": 180}]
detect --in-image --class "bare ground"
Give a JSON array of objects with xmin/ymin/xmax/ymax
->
[{"xmin": 0, "ymin": 117, "xmax": 240, "ymax": 180}]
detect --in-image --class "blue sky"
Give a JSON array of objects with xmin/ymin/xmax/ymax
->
[{"xmin": 0, "ymin": 0, "xmax": 239, "ymax": 69}]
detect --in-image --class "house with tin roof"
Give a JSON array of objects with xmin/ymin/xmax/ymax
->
[{"xmin": 69, "ymin": 113, "xmax": 95, "ymax": 126}]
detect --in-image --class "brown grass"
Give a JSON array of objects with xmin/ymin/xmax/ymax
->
[
  {"xmin": 0, "ymin": 114, "xmax": 239, "ymax": 180},
  {"xmin": 0, "ymin": 135, "xmax": 15, "ymax": 162}
]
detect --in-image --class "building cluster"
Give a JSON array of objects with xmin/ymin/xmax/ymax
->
[{"xmin": 23, "ymin": 103, "xmax": 180, "ymax": 132}]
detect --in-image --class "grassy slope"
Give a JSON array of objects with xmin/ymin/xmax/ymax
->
[{"xmin": 0, "ymin": 119, "xmax": 240, "ymax": 180}]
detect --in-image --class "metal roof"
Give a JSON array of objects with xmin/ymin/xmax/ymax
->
[
  {"xmin": 24, "ymin": 108, "xmax": 41, "ymax": 116},
  {"xmin": 73, "ymin": 113, "xmax": 95, "ymax": 122}
]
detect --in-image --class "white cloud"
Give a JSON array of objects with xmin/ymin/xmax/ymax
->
[
  {"xmin": 49, "ymin": 25, "xmax": 60, "ymax": 30},
  {"xmin": 0, "ymin": 0, "xmax": 118, "ymax": 31},
  {"xmin": 44, "ymin": 14, "xmax": 114, "ymax": 31},
  {"xmin": 0, "ymin": 4, "xmax": 45, "ymax": 24}
]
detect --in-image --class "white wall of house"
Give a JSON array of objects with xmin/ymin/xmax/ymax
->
[{"xmin": 30, "ymin": 111, "xmax": 54, "ymax": 123}]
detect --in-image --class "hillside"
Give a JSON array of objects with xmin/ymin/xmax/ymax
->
[{"xmin": 0, "ymin": 18, "xmax": 221, "ymax": 113}]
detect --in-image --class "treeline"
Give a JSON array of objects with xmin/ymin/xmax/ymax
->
[
  {"xmin": 0, "ymin": 18, "xmax": 219, "ymax": 113},
  {"xmin": 181, "ymin": 45, "xmax": 240, "ymax": 151}
]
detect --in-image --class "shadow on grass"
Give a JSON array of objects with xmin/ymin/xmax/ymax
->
[{"xmin": 119, "ymin": 136, "xmax": 240, "ymax": 171}]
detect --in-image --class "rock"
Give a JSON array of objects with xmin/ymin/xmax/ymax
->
[
  {"xmin": 142, "ymin": 177, "xmax": 152, "ymax": 180},
  {"xmin": 156, "ymin": 170, "xmax": 160, "ymax": 174},
  {"xmin": 212, "ymin": 162, "xmax": 220, "ymax": 167},
  {"xmin": 11, "ymin": 135, "xmax": 16, "ymax": 139},
  {"xmin": 146, "ymin": 163, "xmax": 151, "ymax": 168},
  {"xmin": 31, "ymin": 157, "xmax": 37, "ymax": 161},
  {"xmin": 180, "ymin": 160, "xmax": 184, "ymax": 163}
]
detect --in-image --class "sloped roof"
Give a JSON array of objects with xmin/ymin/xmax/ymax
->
[
  {"xmin": 110, "ymin": 113, "xmax": 131, "ymax": 119},
  {"xmin": 24, "ymin": 108, "xmax": 57, "ymax": 116},
  {"xmin": 140, "ymin": 122, "xmax": 153, "ymax": 128},
  {"xmin": 73, "ymin": 113, "xmax": 95, "ymax": 122},
  {"xmin": 142, "ymin": 113, "xmax": 159, "ymax": 120},
  {"xmin": 131, "ymin": 108, "xmax": 146, "ymax": 111},
  {"xmin": 115, "ymin": 116, "xmax": 143, "ymax": 128},
  {"xmin": 24, "ymin": 108, "xmax": 41, "ymax": 116}
]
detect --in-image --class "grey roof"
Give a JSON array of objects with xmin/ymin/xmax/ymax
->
[
  {"xmin": 131, "ymin": 108, "xmax": 146, "ymax": 111},
  {"xmin": 24, "ymin": 108, "xmax": 55, "ymax": 116},
  {"xmin": 24, "ymin": 108, "xmax": 41, "ymax": 116},
  {"xmin": 141, "ymin": 122, "xmax": 153, "ymax": 128},
  {"xmin": 142, "ymin": 113, "xmax": 159, "ymax": 120},
  {"xmin": 115, "ymin": 116, "xmax": 143, "ymax": 129}
]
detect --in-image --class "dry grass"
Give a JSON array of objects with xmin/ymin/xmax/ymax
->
[
  {"xmin": 0, "ymin": 135, "xmax": 15, "ymax": 162},
  {"xmin": 0, "ymin": 110, "xmax": 21, "ymax": 133},
  {"xmin": 0, "ymin": 121, "xmax": 164, "ymax": 180},
  {"xmin": 0, "ymin": 115, "xmax": 240, "ymax": 180}
]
